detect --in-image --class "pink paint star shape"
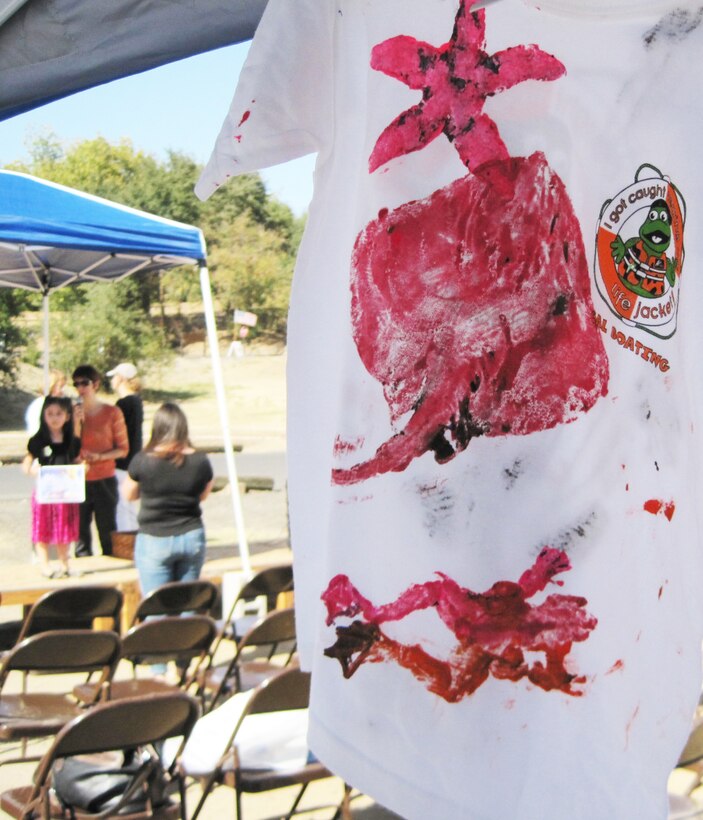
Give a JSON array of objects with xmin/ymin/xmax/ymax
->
[{"xmin": 369, "ymin": 0, "xmax": 565, "ymax": 174}]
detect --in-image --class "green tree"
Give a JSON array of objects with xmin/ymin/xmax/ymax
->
[
  {"xmin": 0, "ymin": 291, "xmax": 26, "ymax": 384},
  {"xmin": 50, "ymin": 278, "xmax": 171, "ymax": 378},
  {"xmin": 208, "ymin": 213, "xmax": 293, "ymax": 337},
  {"xmin": 4, "ymin": 131, "xmax": 305, "ymax": 376}
]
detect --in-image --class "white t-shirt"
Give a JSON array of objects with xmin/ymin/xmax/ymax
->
[{"xmin": 197, "ymin": 1, "xmax": 703, "ymax": 817}]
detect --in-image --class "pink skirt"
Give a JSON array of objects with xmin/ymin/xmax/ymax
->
[{"xmin": 31, "ymin": 492, "xmax": 79, "ymax": 545}]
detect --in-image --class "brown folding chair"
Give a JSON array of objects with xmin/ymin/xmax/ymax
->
[
  {"xmin": 198, "ymin": 608, "xmax": 297, "ymax": 711},
  {"xmin": 0, "ymin": 586, "xmax": 124, "ymax": 652},
  {"xmin": 214, "ymin": 564, "xmax": 294, "ymax": 655},
  {"xmin": 130, "ymin": 581, "xmax": 218, "ymax": 628},
  {"xmin": 184, "ymin": 668, "xmax": 350, "ymax": 820},
  {"xmin": 0, "ymin": 691, "xmax": 200, "ymax": 819},
  {"xmin": 0, "ymin": 630, "xmax": 121, "ymax": 765},
  {"xmin": 74, "ymin": 615, "xmax": 217, "ymax": 704}
]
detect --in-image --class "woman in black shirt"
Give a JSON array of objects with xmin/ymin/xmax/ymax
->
[{"xmin": 123, "ymin": 403, "xmax": 213, "ymax": 596}]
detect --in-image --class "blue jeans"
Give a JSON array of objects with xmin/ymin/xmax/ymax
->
[{"xmin": 135, "ymin": 527, "xmax": 206, "ymax": 596}]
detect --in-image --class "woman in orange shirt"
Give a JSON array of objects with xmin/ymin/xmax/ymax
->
[{"xmin": 72, "ymin": 365, "xmax": 128, "ymax": 557}]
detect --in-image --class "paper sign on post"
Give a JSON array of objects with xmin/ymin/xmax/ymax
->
[
  {"xmin": 36, "ymin": 464, "xmax": 86, "ymax": 504},
  {"xmin": 233, "ymin": 309, "xmax": 258, "ymax": 327}
]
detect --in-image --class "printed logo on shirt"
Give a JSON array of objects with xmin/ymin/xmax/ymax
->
[{"xmin": 594, "ymin": 163, "xmax": 686, "ymax": 341}]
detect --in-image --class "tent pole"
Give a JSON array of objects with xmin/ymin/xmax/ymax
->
[
  {"xmin": 198, "ymin": 264, "xmax": 252, "ymax": 576},
  {"xmin": 42, "ymin": 291, "xmax": 50, "ymax": 394}
]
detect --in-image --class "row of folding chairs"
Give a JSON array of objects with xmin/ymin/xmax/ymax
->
[
  {"xmin": 0, "ymin": 609, "xmax": 298, "ymax": 761},
  {"xmin": 0, "ymin": 668, "xmax": 351, "ymax": 820},
  {"xmin": 0, "ymin": 563, "xmax": 294, "ymax": 651}
]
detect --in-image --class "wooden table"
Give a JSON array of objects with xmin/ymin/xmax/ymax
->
[{"xmin": 0, "ymin": 547, "xmax": 294, "ymax": 633}]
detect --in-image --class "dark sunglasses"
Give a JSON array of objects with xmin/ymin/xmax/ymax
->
[{"xmin": 72, "ymin": 379, "xmax": 92, "ymax": 387}]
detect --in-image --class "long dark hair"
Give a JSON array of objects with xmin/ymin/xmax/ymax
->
[
  {"xmin": 144, "ymin": 403, "xmax": 193, "ymax": 466},
  {"xmin": 38, "ymin": 396, "xmax": 74, "ymax": 445}
]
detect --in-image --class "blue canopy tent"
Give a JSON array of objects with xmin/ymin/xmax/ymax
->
[{"xmin": 0, "ymin": 169, "xmax": 251, "ymax": 571}]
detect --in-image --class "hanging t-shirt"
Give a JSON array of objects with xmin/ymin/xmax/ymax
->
[{"xmin": 196, "ymin": 1, "xmax": 703, "ymax": 817}]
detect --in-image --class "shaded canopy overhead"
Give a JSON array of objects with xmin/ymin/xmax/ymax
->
[
  {"xmin": 0, "ymin": 0, "xmax": 268, "ymax": 121},
  {"xmin": 0, "ymin": 169, "xmax": 206, "ymax": 294}
]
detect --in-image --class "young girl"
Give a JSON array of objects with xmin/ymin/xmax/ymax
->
[{"xmin": 22, "ymin": 397, "xmax": 82, "ymax": 578}]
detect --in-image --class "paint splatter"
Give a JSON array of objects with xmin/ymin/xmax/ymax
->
[
  {"xmin": 334, "ymin": 435, "xmax": 364, "ymax": 456},
  {"xmin": 322, "ymin": 547, "xmax": 597, "ymax": 700},
  {"xmin": 644, "ymin": 8, "xmax": 703, "ymax": 49},
  {"xmin": 333, "ymin": 0, "xmax": 608, "ymax": 485},
  {"xmin": 503, "ymin": 459, "xmax": 523, "ymax": 489},
  {"xmin": 643, "ymin": 499, "xmax": 675, "ymax": 521},
  {"xmin": 606, "ymin": 659, "xmax": 624, "ymax": 675}
]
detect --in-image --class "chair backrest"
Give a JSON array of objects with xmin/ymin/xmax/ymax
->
[
  {"xmin": 0, "ymin": 630, "xmax": 121, "ymax": 690},
  {"xmin": 237, "ymin": 607, "xmax": 297, "ymax": 656},
  {"xmin": 235, "ymin": 564, "xmax": 294, "ymax": 612},
  {"xmin": 132, "ymin": 581, "xmax": 218, "ymax": 625},
  {"xmin": 29, "ymin": 692, "xmax": 200, "ymax": 811},
  {"xmin": 17, "ymin": 585, "xmax": 124, "ymax": 643},
  {"xmin": 121, "ymin": 616, "xmax": 217, "ymax": 669},
  {"xmin": 245, "ymin": 667, "xmax": 310, "ymax": 716},
  {"xmin": 207, "ymin": 608, "xmax": 297, "ymax": 710}
]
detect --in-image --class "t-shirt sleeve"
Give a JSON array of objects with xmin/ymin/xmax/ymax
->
[
  {"xmin": 200, "ymin": 456, "xmax": 214, "ymax": 489},
  {"xmin": 195, "ymin": 0, "xmax": 335, "ymax": 200},
  {"xmin": 27, "ymin": 433, "xmax": 43, "ymax": 459},
  {"xmin": 128, "ymin": 451, "xmax": 143, "ymax": 481}
]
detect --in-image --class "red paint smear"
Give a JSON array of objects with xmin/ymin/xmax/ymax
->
[
  {"xmin": 322, "ymin": 547, "xmax": 597, "ymax": 700},
  {"xmin": 625, "ymin": 704, "xmax": 640, "ymax": 749},
  {"xmin": 331, "ymin": 0, "xmax": 608, "ymax": 485},
  {"xmin": 333, "ymin": 436, "xmax": 364, "ymax": 456},
  {"xmin": 237, "ymin": 109, "xmax": 251, "ymax": 127},
  {"xmin": 334, "ymin": 153, "xmax": 609, "ymax": 484},
  {"xmin": 643, "ymin": 499, "xmax": 676, "ymax": 521},
  {"xmin": 606, "ymin": 659, "xmax": 624, "ymax": 675}
]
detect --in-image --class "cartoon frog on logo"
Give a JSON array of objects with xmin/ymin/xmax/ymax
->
[
  {"xmin": 595, "ymin": 164, "xmax": 685, "ymax": 340},
  {"xmin": 611, "ymin": 198, "xmax": 677, "ymax": 299}
]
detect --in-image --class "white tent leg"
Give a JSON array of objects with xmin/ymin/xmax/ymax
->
[
  {"xmin": 199, "ymin": 265, "xmax": 252, "ymax": 576},
  {"xmin": 42, "ymin": 291, "xmax": 50, "ymax": 394}
]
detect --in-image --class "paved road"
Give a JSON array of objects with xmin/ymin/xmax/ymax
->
[{"xmin": 0, "ymin": 451, "xmax": 287, "ymax": 499}]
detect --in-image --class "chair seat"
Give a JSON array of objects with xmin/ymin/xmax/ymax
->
[
  {"xmin": 203, "ymin": 661, "xmax": 285, "ymax": 697},
  {"xmin": 0, "ymin": 785, "xmax": 64, "ymax": 818},
  {"xmin": 0, "ymin": 694, "xmax": 82, "ymax": 740},
  {"xmin": 669, "ymin": 792, "xmax": 703, "ymax": 819},
  {"xmin": 238, "ymin": 761, "xmax": 332, "ymax": 794},
  {"xmin": 0, "ymin": 785, "xmax": 182, "ymax": 820},
  {"xmin": 175, "ymin": 694, "xmax": 312, "ymax": 779},
  {"xmin": 74, "ymin": 678, "xmax": 179, "ymax": 703}
]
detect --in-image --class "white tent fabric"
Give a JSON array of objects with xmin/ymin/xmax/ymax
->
[
  {"xmin": 0, "ymin": 0, "xmax": 267, "ymax": 121},
  {"xmin": 0, "ymin": 169, "xmax": 251, "ymax": 572}
]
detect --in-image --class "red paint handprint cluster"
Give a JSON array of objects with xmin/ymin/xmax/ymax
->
[{"xmin": 333, "ymin": 0, "xmax": 608, "ymax": 484}]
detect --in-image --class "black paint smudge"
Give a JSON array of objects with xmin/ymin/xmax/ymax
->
[
  {"xmin": 644, "ymin": 8, "xmax": 703, "ymax": 49},
  {"xmin": 503, "ymin": 459, "xmax": 523, "ymax": 489}
]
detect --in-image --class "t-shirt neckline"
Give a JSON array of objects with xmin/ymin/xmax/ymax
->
[{"xmin": 515, "ymin": 0, "xmax": 683, "ymax": 19}]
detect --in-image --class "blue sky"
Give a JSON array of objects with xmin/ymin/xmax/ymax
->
[{"xmin": 0, "ymin": 42, "xmax": 315, "ymax": 216}]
